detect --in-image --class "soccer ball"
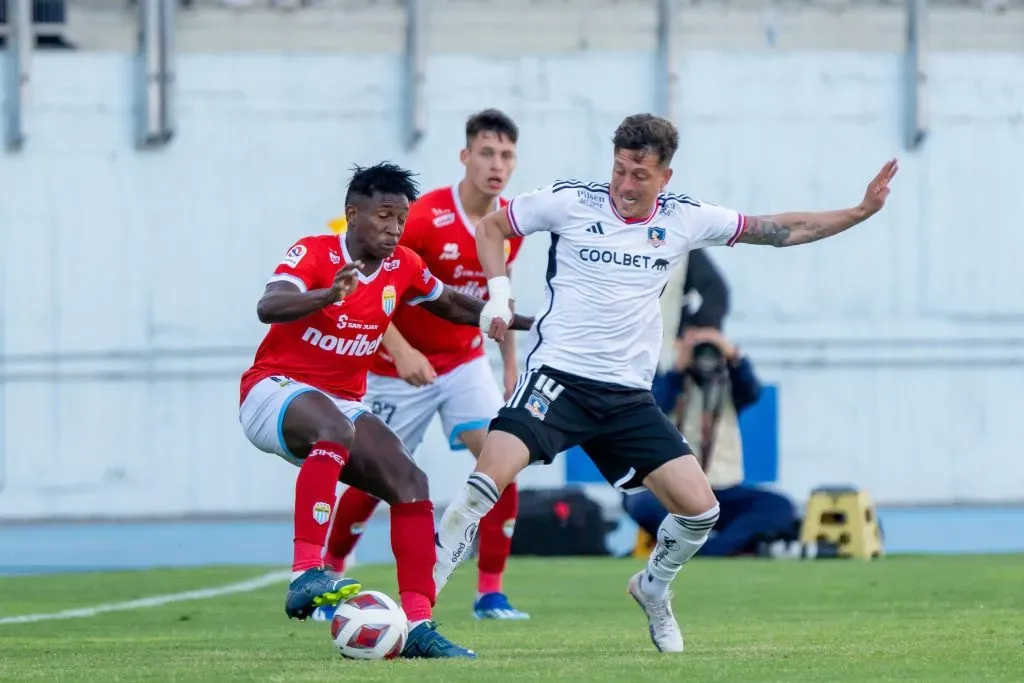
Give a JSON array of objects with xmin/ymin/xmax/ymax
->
[{"xmin": 330, "ymin": 591, "xmax": 409, "ymax": 660}]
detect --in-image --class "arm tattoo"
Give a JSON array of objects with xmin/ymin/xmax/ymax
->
[
  {"xmin": 739, "ymin": 216, "xmax": 793, "ymax": 247},
  {"xmin": 739, "ymin": 215, "xmax": 836, "ymax": 247}
]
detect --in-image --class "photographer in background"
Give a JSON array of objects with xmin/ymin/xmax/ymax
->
[{"xmin": 624, "ymin": 250, "xmax": 808, "ymax": 558}]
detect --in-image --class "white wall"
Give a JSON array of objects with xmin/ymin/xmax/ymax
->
[{"xmin": 1, "ymin": 50, "xmax": 1023, "ymax": 520}]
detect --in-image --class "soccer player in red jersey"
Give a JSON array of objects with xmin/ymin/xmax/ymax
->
[
  {"xmin": 320, "ymin": 110, "xmax": 531, "ymax": 621},
  {"xmin": 239, "ymin": 163, "xmax": 533, "ymax": 659}
]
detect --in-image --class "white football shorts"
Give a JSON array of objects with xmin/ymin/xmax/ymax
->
[
  {"xmin": 364, "ymin": 355, "xmax": 505, "ymax": 454},
  {"xmin": 239, "ymin": 376, "xmax": 369, "ymax": 467}
]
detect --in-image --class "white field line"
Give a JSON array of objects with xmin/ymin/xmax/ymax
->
[{"xmin": 0, "ymin": 570, "xmax": 292, "ymax": 625}]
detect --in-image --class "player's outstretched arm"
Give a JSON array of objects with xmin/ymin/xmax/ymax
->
[
  {"xmin": 256, "ymin": 262, "xmax": 361, "ymax": 323},
  {"xmin": 419, "ymin": 288, "xmax": 534, "ymax": 335},
  {"xmin": 737, "ymin": 159, "xmax": 898, "ymax": 248}
]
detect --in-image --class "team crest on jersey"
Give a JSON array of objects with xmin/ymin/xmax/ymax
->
[
  {"xmin": 503, "ymin": 239, "xmax": 512, "ymax": 263},
  {"xmin": 525, "ymin": 393, "xmax": 550, "ymax": 421},
  {"xmin": 381, "ymin": 285, "xmax": 397, "ymax": 315},
  {"xmin": 647, "ymin": 226, "xmax": 667, "ymax": 248},
  {"xmin": 281, "ymin": 244, "xmax": 307, "ymax": 267},
  {"xmin": 328, "ymin": 250, "xmax": 341, "ymax": 264},
  {"xmin": 312, "ymin": 501, "xmax": 332, "ymax": 525}
]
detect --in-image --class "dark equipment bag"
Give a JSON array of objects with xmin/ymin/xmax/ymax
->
[{"xmin": 510, "ymin": 487, "xmax": 615, "ymax": 557}]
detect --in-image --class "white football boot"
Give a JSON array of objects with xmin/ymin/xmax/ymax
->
[{"xmin": 627, "ymin": 571, "xmax": 684, "ymax": 653}]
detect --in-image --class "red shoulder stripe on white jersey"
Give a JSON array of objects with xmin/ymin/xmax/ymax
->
[
  {"xmin": 506, "ymin": 199, "xmax": 524, "ymax": 237},
  {"xmin": 727, "ymin": 213, "xmax": 748, "ymax": 247}
]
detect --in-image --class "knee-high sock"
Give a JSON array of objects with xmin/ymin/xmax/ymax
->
[
  {"xmin": 641, "ymin": 504, "xmax": 720, "ymax": 601},
  {"xmin": 292, "ymin": 442, "xmax": 349, "ymax": 573},
  {"xmin": 390, "ymin": 500, "xmax": 436, "ymax": 624},
  {"xmin": 433, "ymin": 472, "xmax": 500, "ymax": 595}
]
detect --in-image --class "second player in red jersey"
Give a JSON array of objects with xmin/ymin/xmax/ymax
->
[
  {"xmin": 365, "ymin": 187, "xmax": 522, "ymax": 378},
  {"xmin": 325, "ymin": 110, "xmax": 533, "ymax": 622},
  {"xmin": 238, "ymin": 163, "xmax": 533, "ymax": 658}
]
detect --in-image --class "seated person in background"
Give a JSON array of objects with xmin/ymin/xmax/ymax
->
[{"xmin": 625, "ymin": 327, "xmax": 802, "ymax": 557}]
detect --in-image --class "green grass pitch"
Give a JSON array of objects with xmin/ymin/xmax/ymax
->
[{"xmin": 1, "ymin": 555, "xmax": 1022, "ymax": 682}]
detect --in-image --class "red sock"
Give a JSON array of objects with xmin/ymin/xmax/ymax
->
[
  {"xmin": 323, "ymin": 487, "xmax": 380, "ymax": 573},
  {"xmin": 390, "ymin": 500, "xmax": 436, "ymax": 623},
  {"xmin": 477, "ymin": 482, "xmax": 518, "ymax": 594},
  {"xmin": 292, "ymin": 441, "xmax": 348, "ymax": 573}
]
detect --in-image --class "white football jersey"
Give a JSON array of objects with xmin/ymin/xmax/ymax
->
[{"xmin": 507, "ymin": 180, "xmax": 747, "ymax": 390}]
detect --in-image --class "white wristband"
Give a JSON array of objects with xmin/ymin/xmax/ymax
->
[{"xmin": 487, "ymin": 276, "xmax": 512, "ymax": 303}]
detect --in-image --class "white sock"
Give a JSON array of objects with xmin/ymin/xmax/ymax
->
[
  {"xmin": 641, "ymin": 504, "xmax": 720, "ymax": 601},
  {"xmin": 433, "ymin": 472, "xmax": 500, "ymax": 594}
]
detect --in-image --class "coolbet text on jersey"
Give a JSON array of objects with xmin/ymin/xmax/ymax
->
[
  {"xmin": 367, "ymin": 186, "xmax": 523, "ymax": 377},
  {"xmin": 507, "ymin": 179, "xmax": 747, "ymax": 390},
  {"xmin": 240, "ymin": 234, "xmax": 445, "ymax": 404}
]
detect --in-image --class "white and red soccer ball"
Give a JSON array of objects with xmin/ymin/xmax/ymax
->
[{"xmin": 330, "ymin": 591, "xmax": 409, "ymax": 660}]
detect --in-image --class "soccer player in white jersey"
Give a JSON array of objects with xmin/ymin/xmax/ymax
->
[{"xmin": 433, "ymin": 113, "xmax": 898, "ymax": 653}]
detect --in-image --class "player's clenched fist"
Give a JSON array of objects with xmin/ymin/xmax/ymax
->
[
  {"xmin": 330, "ymin": 261, "xmax": 363, "ymax": 302},
  {"xmin": 481, "ymin": 276, "xmax": 513, "ymax": 342}
]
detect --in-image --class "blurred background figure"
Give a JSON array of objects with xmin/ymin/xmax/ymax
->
[
  {"xmin": 630, "ymin": 326, "xmax": 810, "ymax": 558},
  {"xmin": 675, "ymin": 248, "xmax": 730, "ymax": 336},
  {"xmin": 625, "ymin": 250, "xmax": 822, "ymax": 559}
]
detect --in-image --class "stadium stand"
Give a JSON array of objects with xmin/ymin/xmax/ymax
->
[{"xmin": 18, "ymin": 0, "xmax": 1024, "ymax": 53}]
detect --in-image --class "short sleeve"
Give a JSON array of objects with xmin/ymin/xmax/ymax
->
[
  {"xmin": 688, "ymin": 202, "xmax": 749, "ymax": 249},
  {"xmin": 399, "ymin": 249, "xmax": 445, "ymax": 306},
  {"xmin": 268, "ymin": 236, "xmax": 322, "ymax": 292},
  {"xmin": 506, "ymin": 184, "xmax": 570, "ymax": 237}
]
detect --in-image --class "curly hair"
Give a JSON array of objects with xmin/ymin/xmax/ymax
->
[
  {"xmin": 345, "ymin": 162, "xmax": 420, "ymax": 204},
  {"xmin": 612, "ymin": 114, "xmax": 679, "ymax": 166}
]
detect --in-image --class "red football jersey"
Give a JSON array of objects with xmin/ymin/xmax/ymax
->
[
  {"xmin": 240, "ymin": 234, "xmax": 444, "ymax": 404},
  {"xmin": 367, "ymin": 186, "xmax": 523, "ymax": 377}
]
